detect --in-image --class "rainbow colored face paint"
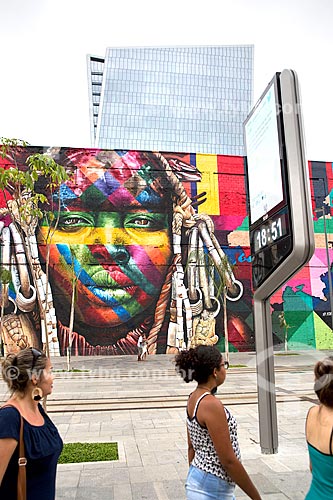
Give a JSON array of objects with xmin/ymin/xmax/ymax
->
[{"xmin": 38, "ymin": 151, "xmax": 173, "ymax": 338}]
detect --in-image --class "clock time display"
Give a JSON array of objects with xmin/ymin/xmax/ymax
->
[
  {"xmin": 250, "ymin": 211, "xmax": 292, "ymax": 289},
  {"xmin": 252, "ymin": 214, "xmax": 288, "ymax": 253}
]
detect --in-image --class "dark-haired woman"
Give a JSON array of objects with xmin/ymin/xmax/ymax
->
[
  {"xmin": 0, "ymin": 348, "xmax": 63, "ymax": 500},
  {"xmin": 175, "ymin": 345, "xmax": 261, "ymax": 500},
  {"xmin": 305, "ymin": 356, "xmax": 333, "ymax": 499}
]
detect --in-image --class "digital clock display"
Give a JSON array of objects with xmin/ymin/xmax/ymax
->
[
  {"xmin": 252, "ymin": 213, "xmax": 288, "ymax": 253},
  {"xmin": 249, "ymin": 209, "xmax": 292, "ymax": 289}
]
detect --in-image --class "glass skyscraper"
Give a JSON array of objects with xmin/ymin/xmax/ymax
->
[{"xmin": 87, "ymin": 46, "xmax": 254, "ymax": 155}]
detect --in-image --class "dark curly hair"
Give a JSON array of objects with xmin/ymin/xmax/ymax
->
[
  {"xmin": 314, "ymin": 356, "xmax": 333, "ymax": 407},
  {"xmin": 174, "ymin": 345, "xmax": 222, "ymax": 384},
  {"xmin": 1, "ymin": 348, "xmax": 47, "ymax": 394}
]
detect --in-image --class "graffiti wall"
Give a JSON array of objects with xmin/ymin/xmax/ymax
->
[
  {"xmin": 270, "ymin": 160, "xmax": 333, "ymax": 350},
  {"xmin": 0, "ymin": 146, "xmax": 332, "ymax": 355}
]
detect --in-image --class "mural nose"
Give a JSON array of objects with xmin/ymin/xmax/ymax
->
[
  {"xmin": 109, "ymin": 246, "xmax": 130, "ymax": 265},
  {"xmin": 90, "ymin": 244, "xmax": 131, "ymax": 266}
]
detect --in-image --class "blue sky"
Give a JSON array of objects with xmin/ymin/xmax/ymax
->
[{"xmin": 1, "ymin": 0, "xmax": 332, "ymax": 161}]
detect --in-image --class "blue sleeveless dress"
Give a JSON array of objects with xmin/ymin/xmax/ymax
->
[{"xmin": 0, "ymin": 404, "xmax": 63, "ymax": 500}]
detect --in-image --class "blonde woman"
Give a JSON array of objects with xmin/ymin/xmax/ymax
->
[{"xmin": 0, "ymin": 348, "xmax": 63, "ymax": 499}]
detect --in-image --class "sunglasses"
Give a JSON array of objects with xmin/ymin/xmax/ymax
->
[{"xmin": 31, "ymin": 347, "xmax": 42, "ymax": 370}]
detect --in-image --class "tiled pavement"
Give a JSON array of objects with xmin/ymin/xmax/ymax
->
[
  {"xmin": 2, "ymin": 349, "xmax": 329, "ymax": 499},
  {"xmin": 54, "ymin": 402, "xmax": 313, "ymax": 499}
]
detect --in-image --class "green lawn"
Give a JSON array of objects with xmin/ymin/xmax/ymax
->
[
  {"xmin": 58, "ymin": 442, "xmax": 118, "ymax": 464},
  {"xmin": 274, "ymin": 352, "xmax": 300, "ymax": 356}
]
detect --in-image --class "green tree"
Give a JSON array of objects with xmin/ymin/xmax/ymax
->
[{"xmin": 0, "ymin": 138, "xmax": 70, "ymax": 357}]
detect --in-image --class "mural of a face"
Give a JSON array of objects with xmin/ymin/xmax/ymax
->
[
  {"xmin": 38, "ymin": 150, "xmax": 173, "ymax": 345},
  {"xmin": 0, "ymin": 145, "xmax": 259, "ymax": 357}
]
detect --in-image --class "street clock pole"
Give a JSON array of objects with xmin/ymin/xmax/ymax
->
[{"xmin": 244, "ymin": 69, "xmax": 314, "ymax": 453}]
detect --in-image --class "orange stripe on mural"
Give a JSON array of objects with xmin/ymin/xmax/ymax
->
[{"xmin": 196, "ymin": 154, "xmax": 219, "ymax": 215}]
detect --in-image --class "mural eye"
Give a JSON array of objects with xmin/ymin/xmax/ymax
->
[
  {"xmin": 124, "ymin": 213, "xmax": 168, "ymax": 230},
  {"xmin": 58, "ymin": 213, "xmax": 94, "ymax": 231},
  {"xmin": 133, "ymin": 219, "xmax": 150, "ymax": 226}
]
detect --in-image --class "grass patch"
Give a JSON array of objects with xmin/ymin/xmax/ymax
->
[
  {"xmin": 274, "ymin": 352, "xmax": 300, "ymax": 356},
  {"xmin": 230, "ymin": 364, "xmax": 247, "ymax": 368},
  {"xmin": 58, "ymin": 442, "xmax": 118, "ymax": 464}
]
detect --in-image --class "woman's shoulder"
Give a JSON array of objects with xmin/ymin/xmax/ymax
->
[
  {"xmin": 0, "ymin": 404, "xmax": 21, "ymax": 439},
  {"xmin": 306, "ymin": 405, "xmax": 320, "ymax": 434},
  {"xmin": 307, "ymin": 405, "xmax": 319, "ymax": 421},
  {"xmin": 187, "ymin": 391, "xmax": 214, "ymax": 414},
  {"xmin": 188, "ymin": 391, "xmax": 215, "ymax": 405},
  {"xmin": 197, "ymin": 393, "xmax": 225, "ymax": 414},
  {"xmin": 0, "ymin": 403, "xmax": 21, "ymax": 420}
]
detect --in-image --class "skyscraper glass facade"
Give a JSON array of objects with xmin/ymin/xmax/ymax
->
[
  {"xmin": 87, "ymin": 56, "xmax": 104, "ymax": 144},
  {"xmin": 87, "ymin": 46, "xmax": 254, "ymax": 155}
]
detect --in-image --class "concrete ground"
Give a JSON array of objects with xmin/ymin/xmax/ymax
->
[{"xmin": 1, "ymin": 349, "xmax": 329, "ymax": 499}]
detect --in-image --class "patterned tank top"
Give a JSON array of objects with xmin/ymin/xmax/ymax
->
[{"xmin": 187, "ymin": 392, "xmax": 241, "ymax": 484}]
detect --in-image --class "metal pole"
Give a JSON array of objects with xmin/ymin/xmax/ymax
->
[
  {"xmin": 254, "ymin": 297, "xmax": 278, "ymax": 454},
  {"xmin": 322, "ymin": 208, "xmax": 333, "ymax": 331}
]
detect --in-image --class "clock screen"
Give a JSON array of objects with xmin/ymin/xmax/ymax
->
[{"xmin": 245, "ymin": 81, "xmax": 284, "ymax": 225}]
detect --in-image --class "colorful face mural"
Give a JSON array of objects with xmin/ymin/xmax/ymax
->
[
  {"xmin": 38, "ymin": 150, "xmax": 173, "ymax": 347},
  {"xmin": 0, "ymin": 147, "xmax": 246, "ymax": 356},
  {"xmin": 1, "ymin": 146, "xmax": 331, "ymax": 355}
]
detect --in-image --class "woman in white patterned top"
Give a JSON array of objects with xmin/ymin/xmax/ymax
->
[{"xmin": 175, "ymin": 345, "xmax": 261, "ymax": 500}]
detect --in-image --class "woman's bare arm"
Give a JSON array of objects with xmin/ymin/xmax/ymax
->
[{"xmin": 0, "ymin": 438, "xmax": 18, "ymax": 485}]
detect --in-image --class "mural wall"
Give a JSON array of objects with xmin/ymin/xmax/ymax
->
[{"xmin": 0, "ymin": 146, "xmax": 332, "ymax": 355}]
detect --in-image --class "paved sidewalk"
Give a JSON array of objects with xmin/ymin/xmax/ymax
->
[
  {"xmin": 55, "ymin": 405, "xmax": 312, "ymax": 500},
  {"xmin": 45, "ymin": 349, "xmax": 330, "ymax": 499}
]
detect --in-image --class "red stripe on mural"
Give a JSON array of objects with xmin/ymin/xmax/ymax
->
[{"xmin": 217, "ymin": 155, "xmax": 247, "ymax": 217}]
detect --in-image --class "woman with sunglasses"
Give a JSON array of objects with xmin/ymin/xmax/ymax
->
[
  {"xmin": 0, "ymin": 347, "xmax": 63, "ymax": 500},
  {"xmin": 175, "ymin": 345, "xmax": 261, "ymax": 500}
]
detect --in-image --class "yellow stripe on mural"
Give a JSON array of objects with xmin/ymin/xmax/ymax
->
[
  {"xmin": 196, "ymin": 154, "xmax": 219, "ymax": 215},
  {"xmin": 39, "ymin": 227, "xmax": 170, "ymax": 246}
]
